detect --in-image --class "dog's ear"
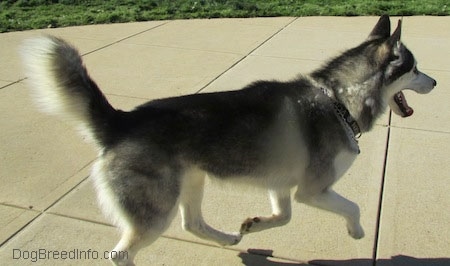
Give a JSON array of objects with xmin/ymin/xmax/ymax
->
[
  {"xmin": 375, "ymin": 19, "xmax": 403, "ymax": 65},
  {"xmin": 377, "ymin": 19, "xmax": 404, "ymax": 69},
  {"xmin": 387, "ymin": 18, "xmax": 402, "ymax": 47},
  {"xmin": 368, "ymin": 15, "xmax": 391, "ymax": 40},
  {"xmin": 385, "ymin": 18, "xmax": 403, "ymax": 63}
]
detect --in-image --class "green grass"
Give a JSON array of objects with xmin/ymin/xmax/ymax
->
[{"xmin": 1, "ymin": 0, "xmax": 448, "ymax": 33}]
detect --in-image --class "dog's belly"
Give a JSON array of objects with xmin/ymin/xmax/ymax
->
[{"xmin": 205, "ymin": 145, "xmax": 310, "ymax": 190}]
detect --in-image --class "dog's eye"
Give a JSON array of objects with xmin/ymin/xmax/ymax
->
[{"xmin": 412, "ymin": 67, "xmax": 419, "ymax": 75}]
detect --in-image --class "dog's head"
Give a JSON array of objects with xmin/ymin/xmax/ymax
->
[{"xmin": 370, "ymin": 15, "xmax": 437, "ymax": 117}]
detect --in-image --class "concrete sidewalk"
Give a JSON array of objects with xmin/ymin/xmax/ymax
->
[{"xmin": 0, "ymin": 16, "xmax": 449, "ymax": 265}]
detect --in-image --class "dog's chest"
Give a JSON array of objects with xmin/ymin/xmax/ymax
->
[{"xmin": 333, "ymin": 149, "xmax": 358, "ymax": 179}]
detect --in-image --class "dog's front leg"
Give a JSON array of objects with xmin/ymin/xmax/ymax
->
[
  {"xmin": 240, "ymin": 189, "xmax": 292, "ymax": 234},
  {"xmin": 300, "ymin": 189, "xmax": 364, "ymax": 239}
]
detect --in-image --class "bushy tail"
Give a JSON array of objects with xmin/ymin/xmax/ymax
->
[{"xmin": 21, "ymin": 36, "xmax": 118, "ymax": 147}]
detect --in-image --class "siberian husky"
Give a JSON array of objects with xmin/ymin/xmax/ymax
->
[{"xmin": 21, "ymin": 15, "xmax": 436, "ymax": 265}]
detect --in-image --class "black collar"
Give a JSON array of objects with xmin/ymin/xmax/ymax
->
[
  {"xmin": 320, "ymin": 87, "xmax": 361, "ymax": 139},
  {"xmin": 333, "ymin": 101, "xmax": 361, "ymax": 138}
]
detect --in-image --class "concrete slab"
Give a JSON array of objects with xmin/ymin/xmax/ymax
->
[
  {"xmin": 391, "ymin": 71, "xmax": 450, "ymax": 133},
  {"xmin": 82, "ymin": 43, "xmax": 243, "ymax": 99},
  {"xmin": 400, "ymin": 17, "xmax": 450, "ymax": 72},
  {"xmin": 0, "ymin": 21, "xmax": 166, "ymax": 82},
  {"xmin": 121, "ymin": 17, "xmax": 295, "ymax": 54},
  {"xmin": 306, "ymin": 16, "xmax": 397, "ymax": 30},
  {"xmin": 0, "ymin": 31, "xmax": 35, "ymax": 82},
  {"xmin": 0, "ymin": 205, "xmax": 39, "ymax": 245},
  {"xmin": 399, "ymin": 16, "xmax": 450, "ymax": 39},
  {"xmin": 252, "ymin": 16, "xmax": 371, "ymax": 61},
  {"xmin": 0, "ymin": 83, "xmax": 96, "ymax": 210},
  {"xmin": 135, "ymin": 237, "xmax": 309, "ymax": 266},
  {"xmin": 39, "ymin": 21, "xmax": 168, "ymax": 46},
  {"xmin": 376, "ymin": 128, "xmax": 450, "ymax": 263},
  {"xmin": 48, "ymin": 178, "xmax": 108, "ymax": 226},
  {"xmin": 0, "ymin": 213, "xmax": 307, "ymax": 265},
  {"xmin": 0, "ymin": 213, "xmax": 117, "ymax": 265},
  {"xmin": 0, "ymin": 80, "xmax": 12, "ymax": 88}
]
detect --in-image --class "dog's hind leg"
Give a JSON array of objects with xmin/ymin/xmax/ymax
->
[
  {"xmin": 240, "ymin": 188, "xmax": 292, "ymax": 234},
  {"xmin": 179, "ymin": 169, "xmax": 242, "ymax": 246},
  {"xmin": 108, "ymin": 195, "xmax": 180, "ymax": 266},
  {"xmin": 107, "ymin": 189, "xmax": 180, "ymax": 266},
  {"xmin": 110, "ymin": 227, "xmax": 159, "ymax": 266},
  {"xmin": 300, "ymin": 189, "xmax": 364, "ymax": 239},
  {"xmin": 93, "ymin": 159, "xmax": 181, "ymax": 266}
]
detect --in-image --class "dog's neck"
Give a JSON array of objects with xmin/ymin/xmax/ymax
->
[
  {"xmin": 311, "ymin": 82, "xmax": 362, "ymax": 139},
  {"xmin": 309, "ymin": 72, "xmax": 384, "ymax": 133}
]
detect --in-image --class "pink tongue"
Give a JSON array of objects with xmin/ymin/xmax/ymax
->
[{"xmin": 394, "ymin": 91, "xmax": 414, "ymax": 117}]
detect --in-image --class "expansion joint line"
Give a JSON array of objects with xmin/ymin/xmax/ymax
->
[
  {"xmin": 195, "ymin": 17, "xmax": 299, "ymax": 94},
  {"xmin": 372, "ymin": 111, "xmax": 392, "ymax": 265},
  {"xmin": 81, "ymin": 21, "xmax": 171, "ymax": 57}
]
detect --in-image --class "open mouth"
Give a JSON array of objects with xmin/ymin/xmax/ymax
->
[{"xmin": 393, "ymin": 91, "xmax": 414, "ymax": 117}]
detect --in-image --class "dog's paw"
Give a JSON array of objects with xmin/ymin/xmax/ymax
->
[
  {"xmin": 231, "ymin": 232, "xmax": 243, "ymax": 245},
  {"xmin": 347, "ymin": 223, "xmax": 365, "ymax": 239},
  {"xmin": 220, "ymin": 232, "xmax": 242, "ymax": 246},
  {"xmin": 240, "ymin": 217, "xmax": 261, "ymax": 234},
  {"xmin": 110, "ymin": 252, "xmax": 135, "ymax": 266}
]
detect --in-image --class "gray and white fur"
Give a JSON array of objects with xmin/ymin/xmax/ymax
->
[{"xmin": 21, "ymin": 15, "xmax": 436, "ymax": 265}]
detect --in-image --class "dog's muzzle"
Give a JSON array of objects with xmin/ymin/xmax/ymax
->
[{"xmin": 392, "ymin": 76, "xmax": 437, "ymax": 118}]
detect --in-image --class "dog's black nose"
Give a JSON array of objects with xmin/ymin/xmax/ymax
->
[{"xmin": 433, "ymin": 79, "xmax": 437, "ymax": 86}]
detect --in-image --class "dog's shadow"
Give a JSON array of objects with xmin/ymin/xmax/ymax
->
[
  {"xmin": 239, "ymin": 249, "xmax": 306, "ymax": 265},
  {"xmin": 238, "ymin": 249, "xmax": 450, "ymax": 266}
]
